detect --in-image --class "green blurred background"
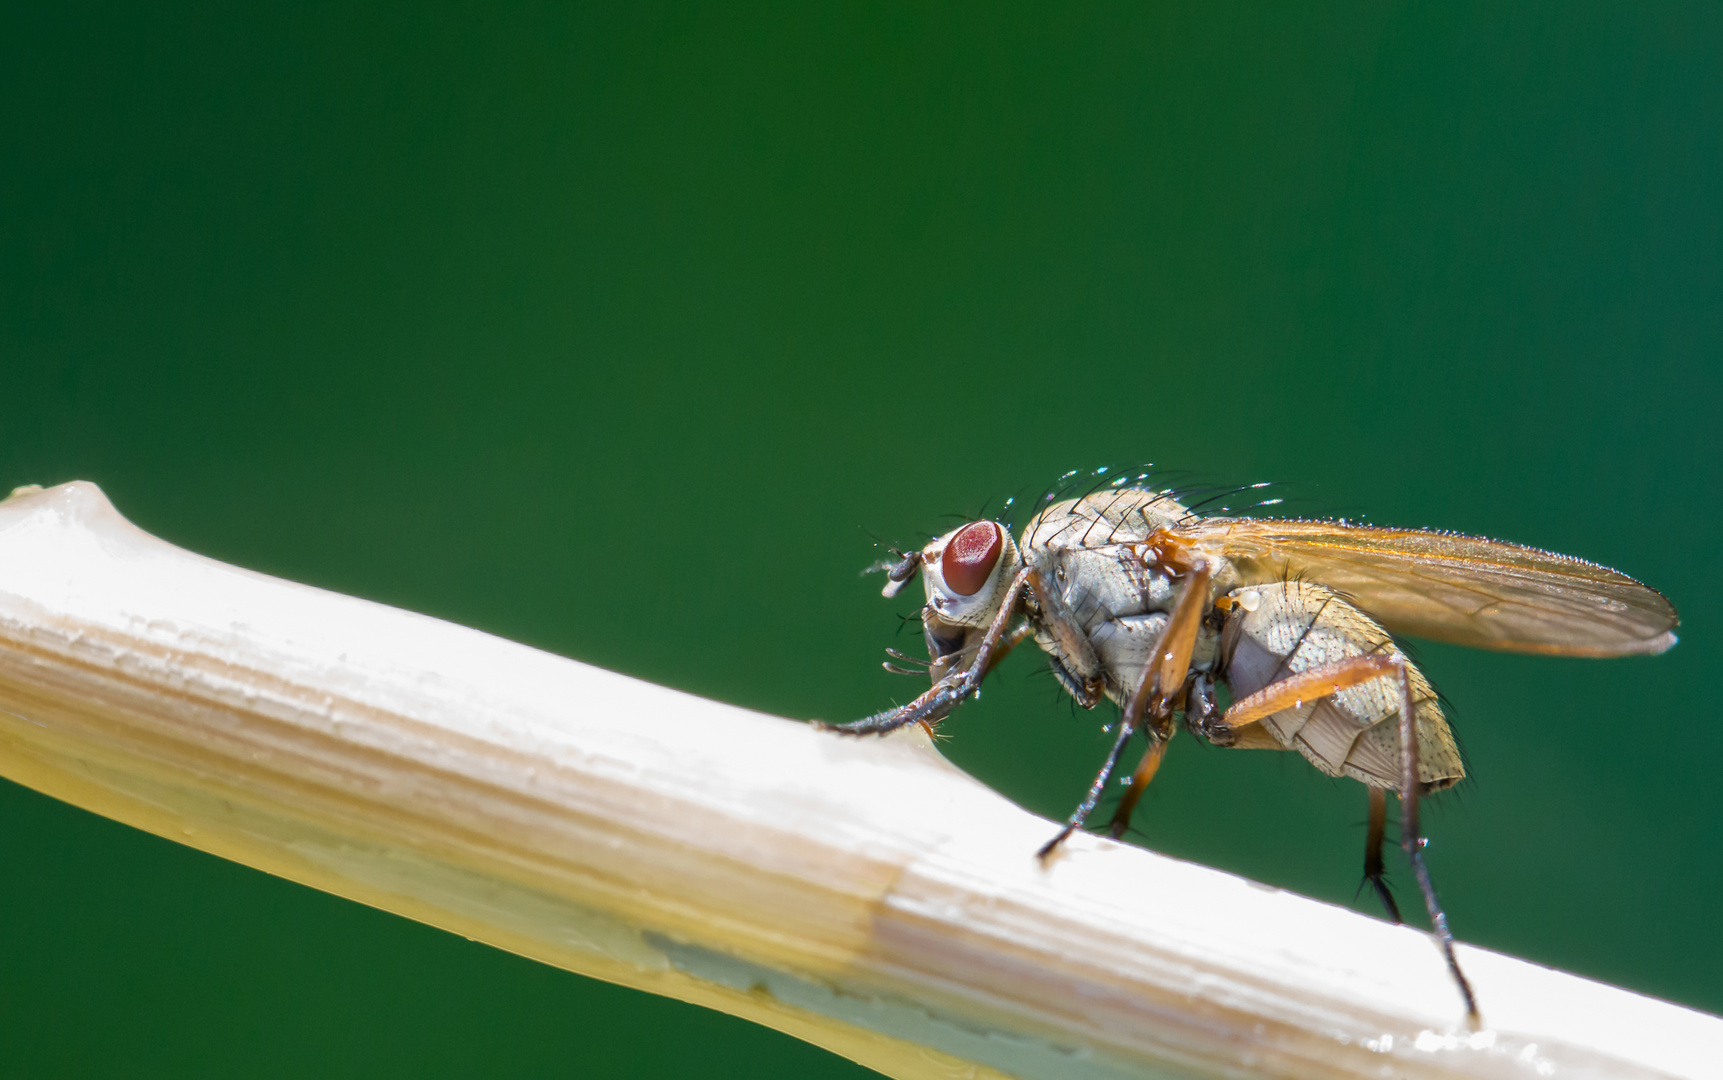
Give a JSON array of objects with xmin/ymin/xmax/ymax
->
[{"xmin": 3, "ymin": 3, "xmax": 1720, "ymax": 1076}]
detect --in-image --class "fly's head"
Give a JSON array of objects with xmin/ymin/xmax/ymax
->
[{"xmin": 883, "ymin": 520, "xmax": 1020, "ymax": 682}]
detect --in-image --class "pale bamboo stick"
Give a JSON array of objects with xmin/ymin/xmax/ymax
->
[{"xmin": 0, "ymin": 481, "xmax": 1714, "ymax": 1080}]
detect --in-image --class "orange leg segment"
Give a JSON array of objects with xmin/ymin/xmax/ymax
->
[
  {"xmin": 1214, "ymin": 655, "xmax": 1400, "ymax": 737},
  {"xmin": 1107, "ymin": 734, "xmax": 1168, "ymax": 841}
]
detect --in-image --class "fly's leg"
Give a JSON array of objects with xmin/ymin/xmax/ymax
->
[
  {"xmin": 1396, "ymin": 662, "xmax": 1482, "ymax": 1026},
  {"xmin": 1181, "ymin": 674, "xmax": 1217, "ymax": 739},
  {"xmin": 1363, "ymin": 787, "xmax": 1403, "ymax": 923},
  {"xmin": 1202, "ymin": 655, "xmax": 1401, "ymax": 743},
  {"xmin": 986, "ymin": 622, "xmax": 1036, "ymax": 677},
  {"xmin": 1022, "ymin": 556, "xmax": 1142, "ymax": 856},
  {"xmin": 1105, "ymin": 562, "xmax": 1213, "ymax": 841},
  {"xmin": 1144, "ymin": 562, "xmax": 1214, "ymax": 717},
  {"xmin": 1208, "ymin": 655, "xmax": 1482, "ymax": 1024},
  {"xmin": 1105, "ymin": 721, "xmax": 1170, "ymax": 841},
  {"xmin": 825, "ymin": 568, "xmax": 1032, "ymax": 736},
  {"xmin": 829, "ymin": 679, "xmax": 963, "ymax": 736},
  {"xmin": 1025, "ymin": 568, "xmax": 1104, "ymax": 704},
  {"xmin": 1036, "ymin": 562, "xmax": 1213, "ymax": 857},
  {"xmin": 1035, "ymin": 719, "xmax": 1137, "ymax": 861}
]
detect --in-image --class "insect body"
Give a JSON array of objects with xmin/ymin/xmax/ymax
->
[{"xmin": 830, "ymin": 484, "xmax": 1679, "ymax": 1023}]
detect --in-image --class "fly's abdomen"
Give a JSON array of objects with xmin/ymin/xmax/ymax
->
[{"xmin": 1219, "ymin": 581, "xmax": 1463, "ymax": 791}]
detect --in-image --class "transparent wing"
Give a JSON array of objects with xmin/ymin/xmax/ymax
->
[{"xmin": 1184, "ymin": 519, "xmax": 1679, "ymax": 657}]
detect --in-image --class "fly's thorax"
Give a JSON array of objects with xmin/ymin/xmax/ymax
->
[
  {"xmin": 1023, "ymin": 539, "xmax": 1226, "ymax": 707},
  {"xmin": 1037, "ymin": 545, "xmax": 1173, "ymax": 632},
  {"xmin": 1021, "ymin": 484, "xmax": 1217, "ymax": 629},
  {"xmin": 918, "ymin": 520, "xmax": 1020, "ymax": 630},
  {"xmin": 1022, "ymin": 487, "xmax": 1191, "ymax": 554}
]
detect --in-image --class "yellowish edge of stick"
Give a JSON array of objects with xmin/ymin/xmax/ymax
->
[{"xmin": 0, "ymin": 723, "xmax": 1006, "ymax": 1080}]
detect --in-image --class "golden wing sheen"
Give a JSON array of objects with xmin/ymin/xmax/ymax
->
[{"xmin": 1184, "ymin": 519, "xmax": 1679, "ymax": 657}]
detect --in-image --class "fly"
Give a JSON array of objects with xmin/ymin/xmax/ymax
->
[{"xmin": 824, "ymin": 481, "xmax": 1680, "ymax": 1025}]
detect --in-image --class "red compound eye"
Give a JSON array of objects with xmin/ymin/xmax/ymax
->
[{"xmin": 941, "ymin": 522, "xmax": 1002, "ymax": 597}]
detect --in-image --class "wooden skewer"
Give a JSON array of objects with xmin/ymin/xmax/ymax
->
[{"xmin": 0, "ymin": 481, "xmax": 1715, "ymax": 1080}]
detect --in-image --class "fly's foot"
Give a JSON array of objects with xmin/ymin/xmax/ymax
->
[
  {"xmin": 816, "ymin": 716, "xmax": 943, "ymax": 739},
  {"xmin": 1181, "ymin": 675, "xmax": 1222, "ymax": 741},
  {"xmin": 1198, "ymin": 717, "xmax": 1239, "ymax": 747},
  {"xmin": 1047, "ymin": 657, "xmax": 1103, "ymax": 709},
  {"xmin": 822, "ymin": 673, "xmax": 969, "ymax": 737},
  {"xmin": 818, "ymin": 710, "xmax": 910, "ymax": 737},
  {"xmin": 1035, "ymin": 825, "xmax": 1077, "ymax": 864},
  {"xmin": 1363, "ymin": 872, "xmax": 1404, "ymax": 924}
]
